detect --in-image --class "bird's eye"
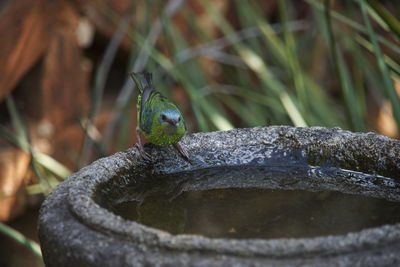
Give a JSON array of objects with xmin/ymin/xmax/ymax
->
[
  {"xmin": 161, "ymin": 114, "xmax": 167, "ymax": 121},
  {"xmin": 178, "ymin": 117, "xmax": 181, "ymax": 122}
]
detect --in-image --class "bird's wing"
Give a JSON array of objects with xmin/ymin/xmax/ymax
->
[
  {"xmin": 140, "ymin": 90, "xmax": 167, "ymax": 134},
  {"xmin": 139, "ymin": 88, "xmax": 153, "ymax": 131},
  {"xmin": 131, "ymin": 72, "xmax": 156, "ymax": 131}
]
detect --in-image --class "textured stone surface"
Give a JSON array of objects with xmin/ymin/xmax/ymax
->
[{"xmin": 39, "ymin": 126, "xmax": 400, "ymax": 266}]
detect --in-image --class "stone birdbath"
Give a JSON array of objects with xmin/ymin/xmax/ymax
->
[{"xmin": 38, "ymin": 126, "xmax": 400, "ymax": 266}]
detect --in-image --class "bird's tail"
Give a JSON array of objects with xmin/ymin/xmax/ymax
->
[{"xmin": 130, "ymin": 72, "xmax": 153, "ymax": 93}]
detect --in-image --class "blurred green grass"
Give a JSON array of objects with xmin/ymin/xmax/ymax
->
[
  {"xmin": 92, "ymin": 0, "xmax": 400, "ymax": 143},
  {"xmin": 1, "ymin": 0, "xmax": 400, "ymax": 262}
]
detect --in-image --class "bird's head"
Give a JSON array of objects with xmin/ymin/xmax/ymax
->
[{"xmin": 158, "ymin": 109, "xmax": 185, "ymax": 135}]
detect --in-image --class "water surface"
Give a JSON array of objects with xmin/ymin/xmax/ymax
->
[{"xmin": 97, "ymin": 165, "xmax": 400, "ymax": 239}]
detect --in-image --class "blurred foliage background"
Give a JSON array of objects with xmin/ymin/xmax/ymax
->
[{"xmin": 0, "ymin": 0, "xmax": 399, "ymax": 266}]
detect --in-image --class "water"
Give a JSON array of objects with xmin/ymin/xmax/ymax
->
[{"xmin": 96, "ymin": 165, "xmax": 400, "ymax": 239}]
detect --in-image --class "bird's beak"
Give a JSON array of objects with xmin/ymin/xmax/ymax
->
[{"xmin": 166, "ymin": 118, "xmax": 179, "ymax": 126}]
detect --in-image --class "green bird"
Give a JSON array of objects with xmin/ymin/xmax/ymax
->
[{"xmin": 131, "ymin": 71, "xmax": 188, "ymax": 160}]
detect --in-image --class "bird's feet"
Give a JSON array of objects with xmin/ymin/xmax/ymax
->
[
  {"xmin": 135, "ymin": 143, "xmax": 151, "ymax": 161},
  {"xmin": 174, "ymin": 142, "xmax": 189, "ymax": 161}
]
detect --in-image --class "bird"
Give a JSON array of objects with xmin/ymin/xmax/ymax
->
[{"xmin": 131, "ymin": 71, "xmax": 189, "ymax": 160}]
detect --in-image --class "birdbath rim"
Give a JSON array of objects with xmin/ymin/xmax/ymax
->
[{"xmin": 39, "ymin": 126, "xmax": 400, "ymax": 266}]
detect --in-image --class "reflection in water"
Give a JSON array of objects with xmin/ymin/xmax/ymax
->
[
  {"xmin": 96, "ymin": 165, "xmax": 400, "ymax": 239},
  {"xmin": 109, "ymin": 188, "xmax": 400, "ymax": 239}
]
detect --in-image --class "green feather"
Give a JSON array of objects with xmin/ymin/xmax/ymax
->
[{"xmin": 131, "ymin": 72, "xmax": 187, "ymax": 146}]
